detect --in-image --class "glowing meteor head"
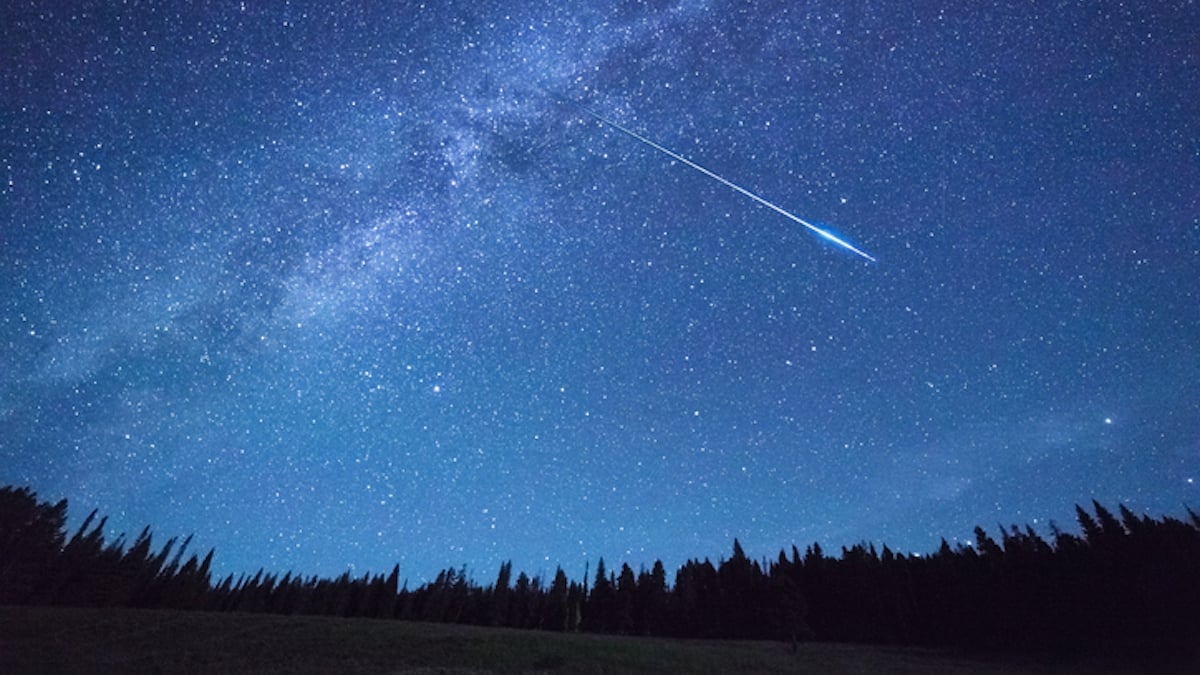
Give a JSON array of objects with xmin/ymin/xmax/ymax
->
[{"xmin": 811, "ymin": 223, "xmax": 876, "ymax": 263}]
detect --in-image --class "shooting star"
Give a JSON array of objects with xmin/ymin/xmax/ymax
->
[{"xmin": 558, "ymin": 96, "xmax": 876, "ymax": 263}]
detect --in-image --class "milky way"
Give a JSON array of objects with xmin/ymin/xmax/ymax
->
[{"xmin": 2, "ymin": 1, "xmax": 1198, "ymax": 583}]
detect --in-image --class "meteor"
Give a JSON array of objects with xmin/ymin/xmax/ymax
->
[{"xmin": 559, "ymin": 96, "xmax": 876, "ymax": 263}]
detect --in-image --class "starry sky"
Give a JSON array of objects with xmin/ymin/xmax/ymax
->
[{"xmin": 3, "ymin": 1, "xmax": 1198, "ymax": 583}]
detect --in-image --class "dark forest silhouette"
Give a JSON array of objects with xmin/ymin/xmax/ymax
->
[{"xmin": 2, "ymin": 484, "xmax": 1197, "ymax": 661}]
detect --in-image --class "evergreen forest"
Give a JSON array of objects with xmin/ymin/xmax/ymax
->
[{"xmin": 1, "ymin": 484, "xmax": 1197, "ymax": 662}]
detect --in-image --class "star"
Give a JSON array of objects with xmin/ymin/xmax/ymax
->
[{"xmin": 1, "ymin": 0, "xmax": 1196, "ymax": 584}]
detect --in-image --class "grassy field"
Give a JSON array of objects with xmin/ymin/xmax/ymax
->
[{"xmin": 0, "ymin": 605, "xmax": 1159, "ymax": 674}]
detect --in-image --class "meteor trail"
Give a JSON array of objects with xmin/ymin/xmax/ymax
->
[{"xmin": 560, "ymin": 97, "xmax": 876, "ymax": 263}]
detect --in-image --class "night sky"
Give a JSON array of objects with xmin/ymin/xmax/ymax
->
[{"xmin": 3, "ymin": 1, "xmax": 1198, "ymax": 584}]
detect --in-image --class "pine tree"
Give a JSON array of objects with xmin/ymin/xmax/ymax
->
[
  {"xmin": 973, "ymin": 526, "xmax": 1003, "ymax": 558},
  {"xmin": 1092, "ymin": 501, "xmax": 1126, "ymax": 539},
  {"xmin": 615, "ymin": 563, "xmax": 637, "ymax": 634},
  {"xmin": 0, "ymin": 486, "xmax": 67, "ymax": 604},
  {"xmin": 718, "ymin": 539, "xmax": 758, "ymax": 638},
  {"xmin": 490, "ymin": 561, "xmax": 512, "ymax": 626},
  {"xmin": 511, "ymin": 572, "xmax": 532, "ymax": 628},
  {"xmin": 543, "ymin": 567, "xmax": 570, "ymax": 631},
  {"xmin": 583, "ymin": 558, "xmax": 613, "ymax": 632},
  {"xmin": 1076, "ymin": 504, "xmax": 1102, "ymax": 544},
  {"xmin": 380, "ymin": 564, "xmax": 400, "ymax": 618},
  {"xmin": 635, "ymin": 560, "xmax": 668, "ymax": 635}
]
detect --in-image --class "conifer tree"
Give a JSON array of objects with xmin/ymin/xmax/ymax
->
[
  {"xmin": 615, "ymin": 563, "xmax": 637, "ymax": 634},
  {"xmin": 0, "ymin": 486, "xmax": 67, "ymax": 603},
  {"xmin": 490, "ymin": 561, "xmax": 512, "ymax": 626},
  {"xmin": 583, "ymin": 558, "xmax": 613, "ymax": 632},
  {"xmin": 1076, "ymin": 504, "xmax": 1102, "ymax": 543},
  {"xmin": 635, "ymin": 561, "xmax": 668, "ymax": 636},
  {"xmin": 543, "ymin": 567, "xmax": 570, "ymax": 631}
]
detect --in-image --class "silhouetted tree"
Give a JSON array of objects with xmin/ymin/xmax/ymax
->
[
  {"xmin": 542, "ymin": 567, "xmax": 570, "ymax": 631},
  {"xmin": 634, "ymin": 560, "xmax": 668, "ymax": 636},
  {"xmin": 614, "ymin": 563, "xmax": 637, "ymax": 634},
  {"xmin": 2, "ymin": 483, "xmax": 1199, "ymax": 665},
  {"xmin": 0, "ymin": 486, "xmax": 66, "ymax": 604},
  {"xmin": 489, "ymin": 561, "xmax": 512, "ymax": 627},
  {"xmin": 583, "ymin": 558, "xmax": 614, "ymax": 633}
]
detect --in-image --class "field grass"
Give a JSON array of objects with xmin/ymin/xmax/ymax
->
[{"xmin": 0, "ymin": 605, "xmax": 1159, "ymax": 674}]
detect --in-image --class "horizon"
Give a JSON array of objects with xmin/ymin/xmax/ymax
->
[{"xmin": 33, "ymin": 484, "xmax": 1194, "ymax": 585}]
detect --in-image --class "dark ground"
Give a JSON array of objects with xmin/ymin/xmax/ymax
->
[{"xmin": 0, "ymin": 606, "xmax": 1173, "ymax": 674}]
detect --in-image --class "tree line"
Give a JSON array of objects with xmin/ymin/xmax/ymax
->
[{"xmin": 1, "ymin": 484, "xmax": 1197, "ymax": 661}]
